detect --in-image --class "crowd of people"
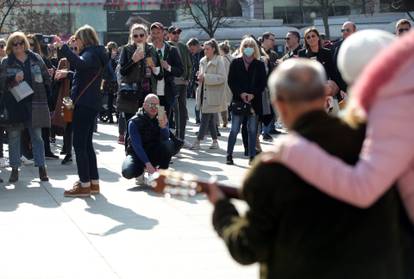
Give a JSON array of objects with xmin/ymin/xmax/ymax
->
[{"xmin": 0, "ymin": 15, "xmax": 412, "ymax": 278}]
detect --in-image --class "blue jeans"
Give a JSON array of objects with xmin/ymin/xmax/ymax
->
[
  {"xmin": 72, "ymin": 106, "xmax": 99, "ymax": 183},
  {"xmin": 8, "ymin": 127, "xmax": 45, "ymax": 168},
  {"xmin": 227, "ymin": 113, "xmax": 258, "ymax": 158}
]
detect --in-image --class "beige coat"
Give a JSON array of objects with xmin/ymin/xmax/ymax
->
[
  {"xmin": 196, "ymin": 55, "xmax": 227, "ymax": 113},
  {"xmin": 221, "ymin": 54, "xmax": 233, "ymax": 106}
]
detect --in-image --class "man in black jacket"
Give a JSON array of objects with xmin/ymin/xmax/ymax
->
[
  {"xmin": 208, "ymin": 59, "xmax": 407, "ymax": 279},
  {"xmin": 150, "ymin": 22, "xmax": 184, "ymax": 120}
]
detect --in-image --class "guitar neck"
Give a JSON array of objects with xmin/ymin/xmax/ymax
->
[{"xmin": 197, "ymin": 181, "xmax": 241, "ymax": 200}]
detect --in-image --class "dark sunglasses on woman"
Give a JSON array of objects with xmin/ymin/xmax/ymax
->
[
  {"xmin": 133, "ymin": 34, "xmax": 145, "ymax": 38},
  {"xmin": 13, "ymin": 41, "xmax": 24, "ymax": 47}
]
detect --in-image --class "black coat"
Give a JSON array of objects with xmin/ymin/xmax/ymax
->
[
  {"xmin": 228, "ymin": 57, "xmax": 266, "ymax": 116},
  {"xmin": 298, "ymin": 47, "xmax": 338, "ymax": 83},
  {"xmin": 331, "ymin": 39, "xmax": 348, "ymax": 92},
  {"xmin": 213, "ymin": 111, "xmax": 408, "ymax": 279},
  {"xmin": 157, "ymin": 42, "xmax": 184, "ymax": 106},
  {"xmin": 60, "ymin": 44, "xmax": 109, "ymax": 112}
]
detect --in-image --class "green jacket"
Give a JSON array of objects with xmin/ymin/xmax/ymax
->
[
  {"xmin": 213, "ymin": 110, "xmax": 407, "ymax": 279},
  {"xmin": 168, "ymin": 41, "xmax": 192, "ymax": 81}
]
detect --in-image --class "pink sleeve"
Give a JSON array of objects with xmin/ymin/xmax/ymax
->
[{"xmin": 279, "ymin": 97, "xmax": 414, "ymax": 208}]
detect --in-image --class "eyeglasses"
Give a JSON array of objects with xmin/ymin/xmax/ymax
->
[
  {"xmin": 341, "ymin": 28, "xmax": 351, "ymax": 33},
  {"xmin": 70, "ymin": 46, "xmax": 78, "ymax": 51},
  {"xmin": 306, "ymin": 34, "xmax": 317, "ymax": 40},
  {"xmin": 12, "ymin": 41, "xmax": 25, "ymax": 47},
  {"xmin": 398, "ymin": 28, "xmax": 410, "ymax": 34},
  {"xmin": 172, "ymin": 31, "xmax": 181, "ymax": 35},
  {"xmin": 133, "ymin": 33, "xmax": 145, "ymax": 38},
  {"xmin": 147, "ymin": 103, "xmax": 159, "ymax": 109}
]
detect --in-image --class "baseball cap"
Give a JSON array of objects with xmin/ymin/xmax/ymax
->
[
  {"xmin": 150, "ymin": 22, "xmax": 164, "ymax": 30},
  {"xmin": 168, "ymin": 26, "xmax": 182, "ymax": 33}
]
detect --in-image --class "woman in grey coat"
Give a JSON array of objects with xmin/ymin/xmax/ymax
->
[{"xmin": 0, "ymin": 32, "xmax": 51, "ymax": 182}]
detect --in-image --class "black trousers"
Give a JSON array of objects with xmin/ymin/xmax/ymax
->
[
  {"xmin": 62, "ymin": 122, "xmax": 73, "ymax": 155},
  {"xmin": 121, "ymin": 140, "xmax": 173, "ymax": 179},
  {"xmin": 72, "ymin": 106, "xmax": 99, "ymax": 183},
  {"xmin": 42, "ymin": 128, "xmax": 53, "ymax": 154},
  {"xmin": 174, "ymin": 84, "xmax": 188, "ymax": 140}
]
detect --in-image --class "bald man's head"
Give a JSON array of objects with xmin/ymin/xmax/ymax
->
[
  {"xmin": 341, "ymin": 21, "xmax": 356, "ymax": 39},
  {"xmin": 143, "ymin": 94, "xmax": 160, "ymax": 118}
]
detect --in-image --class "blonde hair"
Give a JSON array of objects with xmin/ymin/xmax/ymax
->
[
  {"xmin": 74, "ymin": 25, "xmax": 99, "ymax": 48},
  {"xmin": 219, "ymin": 40, "xmax": 231, "ymax": 54},
  {"xmin": 239, "ymin": 37, "xmax": 260, "ymax": 60},
  {"xmin": 130, "ymin": 23, "xmax": 148, "ymax": 43},
  {"xmin": 6, "ymin": 32, "xmax": 30, "ymax": 55}
]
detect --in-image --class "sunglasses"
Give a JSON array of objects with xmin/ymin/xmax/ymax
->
[
  {"xmin": 147, "ymin": 103, "xmax": 159, "ymax": 109},
  {"xmin": 12, "ymin": 41, "xmax": 25, "ymax": 47},
  {"xmin": 70, "ymin": 46, "xmax": 78, "ymax": 51},
  {"xmin": 172, "ymin": 31, "xmax": 181, "ymax": 35},
  {"xmin": 133, "ymin": 34, "xmax": 145, "ymax": 38},
  {"xmin": 398, "ymin": 28, "xmax": 410, "ymax": 34},
  {"xmin": 306, "ymin": 34, "xmax": 317, "ymax": 40},
  {"xmin": 341, "ymin": 28, "xmax": 351, "ymax": 33}
]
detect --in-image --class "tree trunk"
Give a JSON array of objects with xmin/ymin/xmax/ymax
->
[{"xmin": 321, "ymin": 0, "xmax": 330, "ymax": 39}]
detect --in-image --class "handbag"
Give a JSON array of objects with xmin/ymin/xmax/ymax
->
[
  {"xmin": 231, "ymin": 101, "xmax": 251, "ymax": 116},
  {"xmin": 63, "ymin": 68, "xmax": 102, "ymax": 122},
  {"xmin": 118, "ymin": 82, "xmax": 143, "ymax": 101}
]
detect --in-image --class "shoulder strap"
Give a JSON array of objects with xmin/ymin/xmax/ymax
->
[{"xmin": 73, "ymin": 68, "xmax": 102, "ymax": 105}]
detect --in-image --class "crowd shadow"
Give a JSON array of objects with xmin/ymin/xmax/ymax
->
[{"xmin": 85, "ymin": 194, "xmax": 158, "ymax": 236}]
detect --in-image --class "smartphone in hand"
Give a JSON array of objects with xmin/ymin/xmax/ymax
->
[{"xmin": 157, "ymin": 105, "xmax": 165, "ymax": 119}]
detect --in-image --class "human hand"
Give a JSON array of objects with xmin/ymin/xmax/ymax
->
[
  {"xmin": 48, "ymin": 68, "xmax": 55, "ymax": 77},
  {"xmin": 197, "ymin": 72, "xmax": 204, "ymax": 83},
  {"xmin": 240, "ymin": 92, "xmax": 249, "ymax": 102},
  {"xmin": 53, "ymin": 36, "xmax": 63, "ymax": 49},
  {"xmin": 132, "ymin": 49, "xmax": 145, "ymax": 63},
  {"xmin": 206, "ymin": 183, "xmax": 225, "ymax": 205},
  {"xmin": 54, "ymin": 70, "xmax": 68, "ymax": 80},
  {"xmin": 145, "ymin": 163, "xmax": 157, "ymax": 174},
  {"xmin": 247, "ymin": 94, "xmax": 254, "ymax": 102},
  {"xmin": 160, "ymin": 60, "xmax": 170, "ymax": 70},
  {"xmin": 158, "ymin": 113, "xmax": 168, "ymax": 128},
  {"xmin": 15, "ymin": 71, "xmax": 24, "ymax": 82}
]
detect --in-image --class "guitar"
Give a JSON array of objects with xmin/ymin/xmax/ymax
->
[{"xmin": 149, "ymin": 170, "xmax": 241, "ymax": 200}]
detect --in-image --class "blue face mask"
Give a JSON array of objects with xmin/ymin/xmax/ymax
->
[{"xmin": 243, "ymin": 47, "xmax": 254, "ymax": 57}]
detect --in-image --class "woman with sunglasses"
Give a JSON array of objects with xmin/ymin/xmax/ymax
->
[
  {"xmin": 117, "ymin": 23, "xmax": 162, "ymax": 128},
  {"xmin": 0, "ymin": 32, "xmax": 52, "ymax": 182},
  {"xmin": 299, "ymin": 28, "xmax": 337, "ymax": 87},
  {"xmin": 54, "ymin": 25, "xmax": 109, "ymax": 197}
]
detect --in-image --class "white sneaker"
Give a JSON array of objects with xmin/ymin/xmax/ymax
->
[
  {"xmin": 190, "ymin": 141, "xmax": 201, "ymax": 150},
  {"xmin": 21, "ymin": 155, "xmax": 34, "ymax": 166},
  {"xmin": 0, "ymin": 157, "xmax": 9, "ymax": 168},
  {"xmin": 135, "ymin": 174, "xmax": 145, "ymax": 186},
  {"xmin": 209, "ymin": 141, "xmax": 219, "ymax": 150}
]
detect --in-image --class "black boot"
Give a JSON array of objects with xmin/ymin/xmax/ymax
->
[
  {"xmin": 39, "ymin": 166, "xmax": 49, "ymax": 181},
  {"xmin": 9, "ymin": 168, "xmax": 18, "ymax": 183},
  {"xmin": 61, "ymin": 154, "xmax": 72, "ymax": 165},
  {"xmin": 226, "ymin": 155, "xmax": 234, "ymax": 165}
]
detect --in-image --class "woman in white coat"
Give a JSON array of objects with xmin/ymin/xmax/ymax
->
[{"xmin": 191, "ymin": 39, "xmax": 227, "ymax": 150}]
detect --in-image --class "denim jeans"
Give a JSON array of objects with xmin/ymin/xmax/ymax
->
[
  {"xmin": 8, "ymin": 127, "xmax": 45, "ymax": 168},
  {"xmin": 227, "ymin": 113, "xmax": 258, "ymax": 158},
  {"xmin": 72, "ymin": 106, "xmax": 99, "ymax": 183},
  {"xmin": 122, "ymin": 141, "xmax": 174, "ymax": 179}
]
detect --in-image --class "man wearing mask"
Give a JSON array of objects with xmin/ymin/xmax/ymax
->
[
  {"xmin": 167, "ymin": 26, "xmax": 192, "ymax": 141},
  {"xmin": 150, "ymin": 22, "xmax": 184, "ymax": 120}
]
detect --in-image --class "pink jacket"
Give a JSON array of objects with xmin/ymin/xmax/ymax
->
[{"xmin": 278, "ymin": 31, "xmax": 414, "ymax": 224}]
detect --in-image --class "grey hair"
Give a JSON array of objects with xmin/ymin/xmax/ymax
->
[{"xmin": 268, "ymin": 58, "xmax": 326, "ymax": 103}]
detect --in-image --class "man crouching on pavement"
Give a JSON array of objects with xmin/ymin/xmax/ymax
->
[
  {"xmin": 122, "ymin": 94, "xmax": 174, "ymax": 184},
  {"xmin": 206, "ymin": 59, "xmax": 407, "ymax": 279}
]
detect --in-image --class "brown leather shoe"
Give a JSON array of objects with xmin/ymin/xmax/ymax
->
[
  {"xmin": 64, "ymin": 182, "xmax": 91, "ymax": 197},
  {"xmin": 90, "ymin": 183, "xmax": 100, "ymax": 194},
  {"xmin": 9, "ymin": 168, "xmax": 18, "ymax": 183},
  {"xmin": 39, "ymin": 166, "xmax": 49, "ymax": 182}
]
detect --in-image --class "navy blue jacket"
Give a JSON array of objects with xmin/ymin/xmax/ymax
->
[{"xmin": 60, "ymin": 44, "xmax": 109, "ymax": 111}]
